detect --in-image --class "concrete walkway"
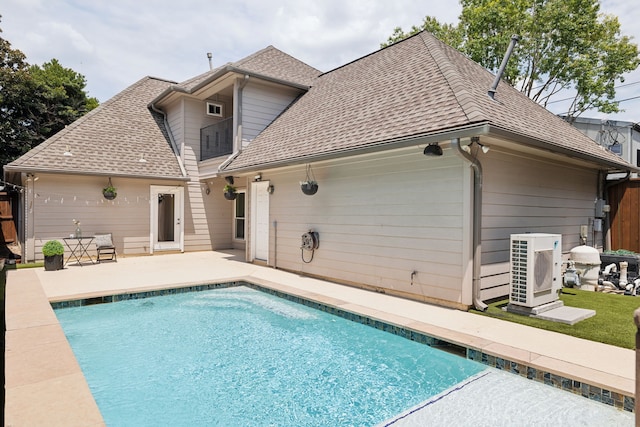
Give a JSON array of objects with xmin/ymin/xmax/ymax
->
[{"xmin": 5, "ymin": 250, "xmax": 635, "ymax": 425}]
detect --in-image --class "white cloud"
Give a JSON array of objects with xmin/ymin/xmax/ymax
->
[{"xmin": 1, "ymin": 0, "xmax": 638, "ymax": 122}]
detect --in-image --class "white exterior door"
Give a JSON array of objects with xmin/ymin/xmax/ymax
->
[
  {"xmin": 150, "ymin": 186, "xmax": 184, "ymax": 253},
  {"xmin": 251, "ymin": 181, "xmax": 269, "ymax": 261}
]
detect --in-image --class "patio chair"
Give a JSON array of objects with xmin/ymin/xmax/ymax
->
[{"xmin": 94, "ymin": 233, "xmax": 117, "ymax": 263}]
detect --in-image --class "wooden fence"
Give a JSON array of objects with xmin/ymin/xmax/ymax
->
[{"xmin": 608, "ymin": 179, "xmax": 640, "ymax": 253}]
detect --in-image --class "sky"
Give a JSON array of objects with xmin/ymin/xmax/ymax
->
[{"xmin": 2, "ymin": 0, "xmax": 640, "ymax": 123}]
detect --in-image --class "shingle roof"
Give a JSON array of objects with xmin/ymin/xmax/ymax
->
[
  {"xmin": 6, "ymin": 77, "xmax": 185, "ymax": 179},
  {"xmin": 178, "ymin": 45, "xmax": 321, "ymax": 92},
  {"xmin": 224, "ymin": 32, "xmax": 634, "ymax": 172}
]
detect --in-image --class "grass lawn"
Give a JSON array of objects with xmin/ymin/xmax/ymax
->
[{"xmin": 471, "ymin": 288, "xmax": 640, "ymax": 349}]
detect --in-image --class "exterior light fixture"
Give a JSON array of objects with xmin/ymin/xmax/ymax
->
[
  {"xmin": 423, "ymin": 143, "xmax": 443, "ymax": 156},
  {"xmin": 470, "ymin": 136, "xmax": 490, "ymax": 154}
]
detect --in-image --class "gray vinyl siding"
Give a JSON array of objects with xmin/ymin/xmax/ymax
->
[
  {"xmin": 201, "ymin": 177, "xmax": 235, "ymax": 250},
  {"xmin": 256, "ymin": 147, "xmax": 469, "ymax": 306},
  {"xmin": 31, "ymin": 174, "xmax": 182, "ymax": 260},
  {"xmin": 482, "ymin": 148, "xmax": 600, "ymax": 262},
  {"xmin": 182, "ymin": 98, "xmax": 205, "ymax": 178},
  {"xmin": 479, "ymin": 148, "xmax": 600, "ymax": 299},
  {"xmin": 166, "ymin": 100, "xmax": 184, "ymax": 157},
  {"xmin": 241, "ymin": 82, "xmax": 301, "ymax": 143}
]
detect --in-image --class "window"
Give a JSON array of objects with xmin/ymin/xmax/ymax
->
[
  {"xmin": 206, "ymin": 102, "xmax": 223, "ymax": 117},
  {"xmin": 234, "ymin": 192, "xmax": 245, "ymax": 240},
  {"xmin": 609, "ymin": 142, "xmax": 622, "ymax": 156},
  {"xmin": 637, "ymin": 149, "xmax": 640, "ymax": 167}
]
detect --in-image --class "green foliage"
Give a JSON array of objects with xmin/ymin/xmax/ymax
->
[
  {"xmin": 223, "ymin": 184, "xmax": 236, "ymax": 193},
  {"xmin": 382, "ymin": 0, "xmax": 639, "ymax": 119},
  {"xmin": 474, "ymin": 289, "xmax": 640, "ymax": 349},
  {"xmin": 42, "ymin": 240, "xmax": 64, "ymax": 256},
  {"xmin": 103, "ymin": 184, "xmax": 117, "ymax": 193},
  {"xmin": 0, "ymin": 18, "xmax": 99, "ymax": 171},
  {"xmin": 29, "ymin": 59, "xmax": 99, "ymax": 138},
  {"xmin": 604, "ymin": 249, "xmax": 637, "ymax": 255},
  {"xmin": 383, "ymin": 16, "xmax": 463, "ymax": 49}
]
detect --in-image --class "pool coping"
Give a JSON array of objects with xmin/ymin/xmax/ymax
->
[{"xmin": 6, "ymin": 272, "xmax": 636, "ymax": 425}]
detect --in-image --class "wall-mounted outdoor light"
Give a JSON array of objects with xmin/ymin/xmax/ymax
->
[{"xmin": 423, "ymin": 143, "xmax": 443, "ymax": 156}]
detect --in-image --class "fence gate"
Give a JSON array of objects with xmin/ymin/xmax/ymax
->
[
  {"xmin": 0, "ymin": 191, "xmax": 19, "ymax": 259},
  {"xmin": 608, "ymin": 179, "xmax": 640, "ymax": 253}
]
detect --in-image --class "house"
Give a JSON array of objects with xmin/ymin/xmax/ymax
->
[
  {"xmin": 565, "ymin": 116, "xmax": 640, "ymax": 251},
  {"xmin": 564, "ymin": 116, "xmax": 640, "ymax": 176},
  {"xmin": 5, "ymin": 32, "xmax": 638, "ymax": 310}
]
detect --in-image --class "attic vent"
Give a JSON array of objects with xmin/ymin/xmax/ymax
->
[{"xmin": 206, "ymin": 102, "xmax": 223, "ymax": 117}]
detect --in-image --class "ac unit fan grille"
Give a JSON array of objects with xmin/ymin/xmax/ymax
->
[{"xmin": 510, "ymin": 239, "xmax": 528, "ymax": 303}]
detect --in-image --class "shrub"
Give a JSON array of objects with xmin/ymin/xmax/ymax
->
[{"xmin": 42, "ymin": 240, "xmax": 64, "ymax": 256}]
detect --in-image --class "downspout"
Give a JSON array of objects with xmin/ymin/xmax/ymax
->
[
  {"xmin": 452, "ymin": 138, "xmax": 487, "ymax": 311},
  {"xmin": 149, "ymin": 103, "xmax": 187, "ymax": 177},
  {"xmin": 219, "ymin": 75, "xmax": 250, "ymax": 172}
]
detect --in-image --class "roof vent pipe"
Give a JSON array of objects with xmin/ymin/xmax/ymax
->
[
  {"xmin": 488, "ymin": 35, "xmax": 520, "ymax": 100},
  {"xmin": 207, "ymin": 52, "xmax": 213, "ymax": 70}
]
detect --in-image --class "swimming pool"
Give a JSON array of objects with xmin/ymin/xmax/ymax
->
[{"xmin": 55, "ymin": 286, "xmax": 486, "ymax": 426}]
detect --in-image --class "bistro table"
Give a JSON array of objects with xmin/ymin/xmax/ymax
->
[{"xmin": 63, "ymin": 236, "xmax": 95, "ymax": 266}]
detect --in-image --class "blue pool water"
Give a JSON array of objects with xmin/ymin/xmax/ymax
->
[{"xmin": 55, "ymin": 286, "xmax": 485, "ymax": 426}]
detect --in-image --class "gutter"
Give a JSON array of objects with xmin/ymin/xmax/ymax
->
[
  {"xmin": 221, "ymin": 123, "xmax": 491, "ymax": 173},
  {"xmin": 151, "ymin": 65, "xmax": 311, "ymax": 106},
  {"xmin": 452, "ymin": 137, "xmax": 488, "ymax": 312},
  {"xmin": 1, "ymin": 166, "xmax": 189, "ymax": 182}
]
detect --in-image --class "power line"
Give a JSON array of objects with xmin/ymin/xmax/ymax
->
[{"xmin": 547, "ymin": 90, "xmax": 640, "ymax": 105}]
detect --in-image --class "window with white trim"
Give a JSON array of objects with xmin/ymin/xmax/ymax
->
[
  {"xmin": 234, "ymin": 192, "xmax": 245, "ymax": 240},
  {"xmin": 206, "ymin": 102, "xmax": 223, "ymax": 117}
]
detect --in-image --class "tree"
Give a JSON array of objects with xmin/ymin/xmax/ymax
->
[
  {"xmin": 0, "ymin": 19, "xmax": 98, "ymax": 170},
  {"xmin": 29, "ymin": 59, "xmax": 99, "ymax": 139},
  {"xmin": 382, "ymin": 0, "xmax": 639, "ymax": 120},
  {"xmin": 0, "ymin": 23, "xmax": 39, "ymax": 168}
]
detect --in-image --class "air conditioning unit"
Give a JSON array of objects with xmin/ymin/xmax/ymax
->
[{"xmin": 509, "ymin": 233, "xmax": 562, "ymax": 308}]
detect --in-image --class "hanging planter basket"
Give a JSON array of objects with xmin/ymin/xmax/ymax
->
[
  {"xmin": 300, "ymin": 164, "xmax": 318, "ymax": 196},
  {"xmin": 223, "ymin": 184, "xmax": 237, "ymax": 200},
  {"xmin": 103, "ymin": 190, "xmax": 117, "ymax": 200},
  {"xmin": 103, "ymin": 178, "xmax": 117, "ymax": 200},
  {"xmin": 300, "ymin": 181, "xmax": 318, "ymax": 195}
]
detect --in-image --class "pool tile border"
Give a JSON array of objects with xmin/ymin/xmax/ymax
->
[{"xmin": 51, "ymin": 280, "xmax": 635, "ymax": 413}]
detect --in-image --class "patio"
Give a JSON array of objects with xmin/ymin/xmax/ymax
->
[{"xmin": 4, "ymin": 250, "xmax": 636, "ymax": 425}]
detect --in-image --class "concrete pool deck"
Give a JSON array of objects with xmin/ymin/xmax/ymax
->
[{"xmin": 5, "ymin": 250, "xmax": 636, "ymax": 425}]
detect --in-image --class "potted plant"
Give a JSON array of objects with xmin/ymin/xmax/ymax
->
[
  {"xmin": 42, "ymin": 240, "xmax": 64, "ymax": 271},
  {"xmin": 300, "ymin": 180, "xmax": 318, "ymax": 195},
  {"xmin": 223, "ymin": 184, "xmax": 237, "ymax": 200},
  {"xmin": 103, "ymin": 178, "xmax": 117, "ymax": 200}
]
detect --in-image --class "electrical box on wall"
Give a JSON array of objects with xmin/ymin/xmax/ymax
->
[
  {"xmin": 595, "ymin": 199, "xmax": 609, "ymax": 218},
  {"xmin": 593, "ymin": 218, "xmax": 603, "ymax": 232}
]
